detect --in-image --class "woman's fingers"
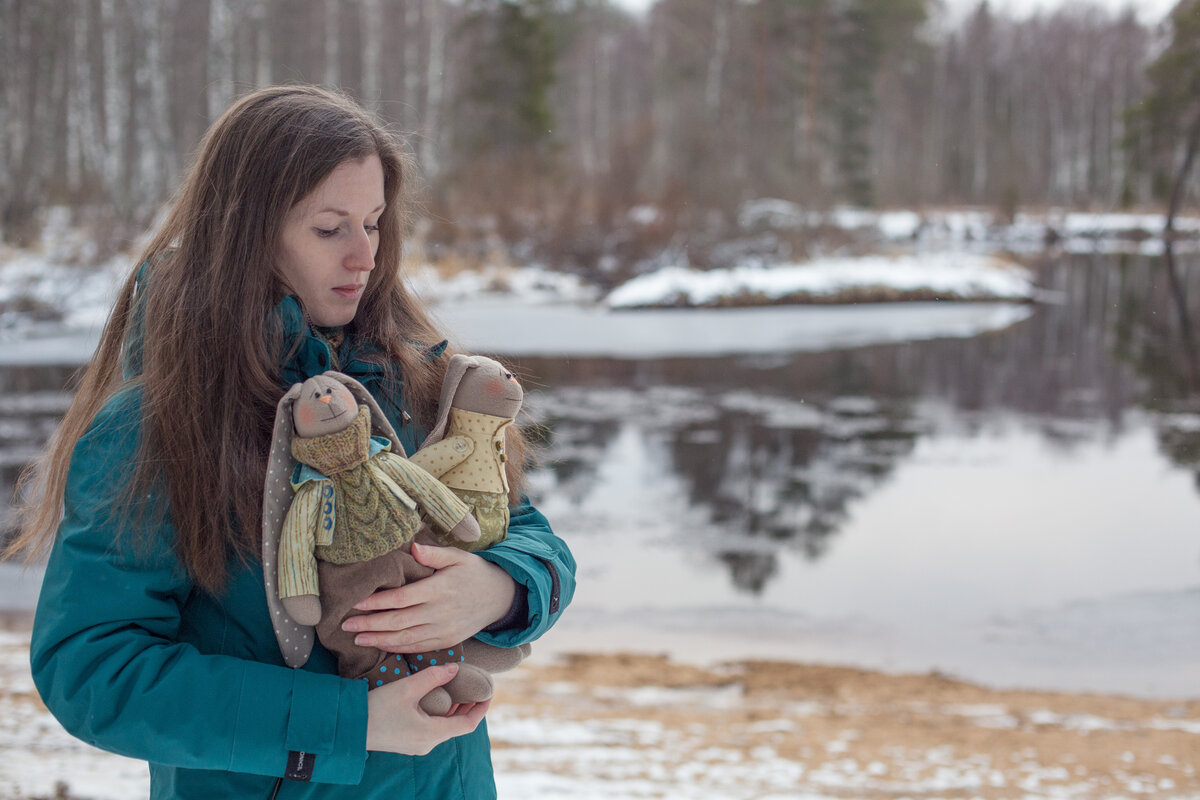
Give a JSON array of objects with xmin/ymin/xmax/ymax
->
[
  {"xmin": 352, "ymin": 544, "xmax": 464, "ymax": 613},
  {"xmin": 397, "ymin": 661, "xmax": 459, "ymax": 702},
  {"xmin": 365, "ymin": 665, "xmax": 490, "ymax": 755},
  {"xmin": 345, "ymin": 542, "xmax": 517, "ymax": 649},
  {"xmin": 353, "ymin": 584, "xmax": 421, "ymax": 613},
  {"xmin": 344, "ymin": 607, "xmax": 421, "ymax": 634},
  {"xmin": 410, "ymin": 540, "xmax": 468, "ymax": 570},
  {"xmin": 355, "ymin": 623, "xmax": 452, "ymax": 654}
]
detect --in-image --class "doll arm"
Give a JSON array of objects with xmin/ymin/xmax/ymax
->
[
  {"xmin": 375, "ymin": 452, "xmax": 480, "ymax": 543},
  {"xmin": 278, "ymin": 482, "xmax": 321, "ymax": 600},
  {"xmin": 407, "ymin": 436, "xmax": 474, "ymax": 479}
]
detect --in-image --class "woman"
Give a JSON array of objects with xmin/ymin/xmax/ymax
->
[{"xmin": 7, "ymin": 85, "xmax": 573, "ymax": 798}]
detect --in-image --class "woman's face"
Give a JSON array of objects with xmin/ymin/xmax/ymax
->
[{"xmin": 277, "ymin": 154, "xmax": 386, "ymax": 327}]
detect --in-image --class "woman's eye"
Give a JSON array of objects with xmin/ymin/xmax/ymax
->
[
  {"xmin": 315, "ymin": 227, "xmax": 338, "ymax": 238},
  {"xmin": 365, "ymin": 223, "xmax": 380, "ymax": 234}
]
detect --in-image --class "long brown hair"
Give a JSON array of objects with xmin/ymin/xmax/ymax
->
[{"xmin": 8, "ymin": 85, "xmax": 523, "ymax": 593}]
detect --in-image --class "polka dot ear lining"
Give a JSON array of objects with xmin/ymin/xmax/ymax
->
[{"xmin": 262, "ymin": 383, "xmax": 316, "ymax": 669}]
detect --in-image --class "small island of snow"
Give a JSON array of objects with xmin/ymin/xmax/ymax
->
[{"xmin": 605, "ymin": 253, "xmax": 1037, "ymax": 309}]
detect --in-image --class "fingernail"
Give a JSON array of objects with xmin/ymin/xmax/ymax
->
[
  {"xmin": 342, "ymin": 619, "xmax": 359, "ymax": 632},
  {"xmin": 354, "ymin": 635, "xmax": 370, "ymax": 647}
]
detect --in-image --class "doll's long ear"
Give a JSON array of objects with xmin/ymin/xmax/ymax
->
[
  {"xmin": 323, "ymin": 370, "xmax": 402, "ymax": 453},
  {"xmin": 420, "ymin": 354, "xmax": 474, "ymax": 449},
  {"xmin": 261, "ymin": 382, "xmax": 316, "ymax": 669}
]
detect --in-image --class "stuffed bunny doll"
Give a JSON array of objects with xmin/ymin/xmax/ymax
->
[
  {"xmin": 407, "ymin": 354, "xmax": 531, "ymax": 677},
  {"xmin": 262, "ymin": 371, "xmax": 494, "ymax": 715},
  {"xmin": 409, "ymin": 354, "xmax": 524, "ymax": 551}
]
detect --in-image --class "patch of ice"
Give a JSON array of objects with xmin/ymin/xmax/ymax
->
[{"xmin": 438, "ymin": 300, "xmax": 1034, "ymax": 359}]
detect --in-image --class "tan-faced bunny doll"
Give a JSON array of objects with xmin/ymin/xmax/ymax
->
[
  {"xmin": 409, "ymin": 354, "xmax": 524, "ymax": 550},
  {"xmin": 407, "ymin": 354, "xmax": 531, "ymax": 677},
  {"xmin": 262, "ymin": 371, "xmax": 492, "ymax": 715}
]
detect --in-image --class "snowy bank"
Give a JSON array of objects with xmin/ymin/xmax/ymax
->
[
  {"xmin": 605, "ymin": 253, "xmax": 1036, "ymax": 309},
  {"xmin": 736, "ymin": 200, "xmax": 1200, "ymax": 258},
  {"xmin": 407, "ymin": 262, "xmax": 600, "ymax": 307}
]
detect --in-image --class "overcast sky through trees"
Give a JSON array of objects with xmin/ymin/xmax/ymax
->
[{"xmin": 614, "ymin": 0, "xmax": 1176, "ymax": 24}]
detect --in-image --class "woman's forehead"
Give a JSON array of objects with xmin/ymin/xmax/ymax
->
[{"xmin": 290, "ymin": 155, "xmax": 385, "ymax": 217}]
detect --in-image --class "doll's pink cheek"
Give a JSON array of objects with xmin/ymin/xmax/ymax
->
[
  {"xmin": 295, "ymin": 404, "xmax": 316, "ymax": 428},
  {"xmin": 487, "ymin": 379, "xmax": 504, "ymax": 395}
]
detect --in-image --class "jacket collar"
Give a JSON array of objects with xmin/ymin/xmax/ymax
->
[
  {"xmin": 276, "ymin": 294, "xmax": 448, "ymax": 388},
  {"xmin": 277, "ymin": 295, "xmax": 391, "ymax": 386}
]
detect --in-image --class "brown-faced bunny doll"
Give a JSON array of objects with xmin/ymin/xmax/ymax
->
[{"xmin": 262, "ymin": 371, "xmax": 494, "ymax": 715}]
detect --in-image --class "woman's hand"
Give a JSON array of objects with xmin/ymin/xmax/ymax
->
[
  {"xmin": 365, "ymin": 663, "xmax": 491, "ymax": 755},
  {"xmin": 343, "ymin": 542, "xmax": 517, "ymax": 653}
]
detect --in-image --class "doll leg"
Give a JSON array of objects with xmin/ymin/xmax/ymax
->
[
  {"xmin": 461, "ymin": 638, "xmax": 532, "ymax": 673},
  {"xmin": 315, "ymin": 551, "xmax": 420, "ymax": 686},
  {"xmin": 316, "ymin": 550, "xmax": 461, "ymax": 714}
]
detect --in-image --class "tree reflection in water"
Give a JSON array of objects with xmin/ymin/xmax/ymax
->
[{"xmin": 515, "ymin": 251, "xmax": 1200, "ymax": 595}]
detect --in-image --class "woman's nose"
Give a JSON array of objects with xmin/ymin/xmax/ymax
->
[{"xmin": 346, "ymin": 229, "xmax": 376, "ymax": 271}]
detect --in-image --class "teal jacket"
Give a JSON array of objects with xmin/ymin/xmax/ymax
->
[{"xmin": 30, "ymin": 296, "xmax": 575, "ymax": 798}]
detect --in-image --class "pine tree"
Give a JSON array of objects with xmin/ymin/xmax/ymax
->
[
  {"xmin": 457, "ymin": 0, "xmax": 558, "ymax": 159},
  {"xmin": 829, "ymin": 0, "xmax": 927, "ymax": 207}
]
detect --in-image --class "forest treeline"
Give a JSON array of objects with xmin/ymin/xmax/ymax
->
[{"xmin": 1, "ymin": 0, "xmax": 1197, "ymax": 275}]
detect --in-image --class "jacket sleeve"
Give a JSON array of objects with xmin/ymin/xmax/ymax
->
[
  {"xmin": 472, "ymin": 497, "xmax": 576, "ymax": 648},
  {"xmin": 29, "ymin": 391, "xmax": 369, "ymax": 784}
]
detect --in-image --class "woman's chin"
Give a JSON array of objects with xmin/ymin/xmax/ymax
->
[{"xmin": 309, "ymin": 306, "xmax": 359, "ymax": 328}]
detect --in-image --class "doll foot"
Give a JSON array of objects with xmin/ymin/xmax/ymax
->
[
  {"xmin": 444, "ymin": 662, "xmax": 494, "ymax": 705},
  {"xmin": 419, "ymin": 687, "xmax": 452, "ymax": 716}
]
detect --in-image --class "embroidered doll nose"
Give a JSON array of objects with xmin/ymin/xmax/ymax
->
[{"xmin": 319, "ymin": 395, "xmax": 333, "ymax": 404}]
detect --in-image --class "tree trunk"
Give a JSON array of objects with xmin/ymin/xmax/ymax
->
[{"xmin": 1166, "ymin": 101, "xmax": 1200, "ymax": 237}]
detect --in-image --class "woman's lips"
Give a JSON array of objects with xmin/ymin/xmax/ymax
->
[{"xmin": 332, "ymin": 284, "xmax": 364, "ymax": 299}]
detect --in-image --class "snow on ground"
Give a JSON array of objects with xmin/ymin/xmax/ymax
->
[
  {"xmin": 604, "ymin": 253, "xmax": 1036, "ymax": 309},
  {"xmin": 0, "ymin": 248, "xmax": 126, "ymax": 339},
  {"xmin": 3, "ymin": 628, "xmax": 1198, "ymax": 800},
  {"xmin": 407, "ymin": 262, "xmax": 601, "ymax": 306},
  {"xmin": 743, "ymin": 200, "xmax": 1200, "ymax": 256}
]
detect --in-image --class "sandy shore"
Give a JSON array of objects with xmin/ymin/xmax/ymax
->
[
  {"xmin": 1, "ymin": 613, "xmax": 1197, "ymax": 799},
  {"xmin": 488, "ymin": 652, "xmax": 1200, "ymax": 799}
]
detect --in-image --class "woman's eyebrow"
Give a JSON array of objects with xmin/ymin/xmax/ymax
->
[{"xmin": 314, "ymin": 202, "xmax": 386, "ymax": 216}]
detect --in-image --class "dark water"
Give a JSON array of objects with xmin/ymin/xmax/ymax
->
[{"xmin": 4, "ymin": 252, "xmax": 1200, "ymax": 696}]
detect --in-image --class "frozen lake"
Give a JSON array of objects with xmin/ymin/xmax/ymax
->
[{"xmin": 3, "ymin": 251, "xmax": 1200, "ymax": 699}]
